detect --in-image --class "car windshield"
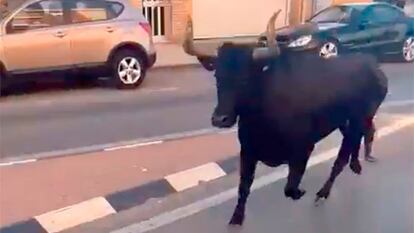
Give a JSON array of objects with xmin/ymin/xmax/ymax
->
[{"xmin": 310, "ymin": 6, "xmax": 354, "ymax": 23}]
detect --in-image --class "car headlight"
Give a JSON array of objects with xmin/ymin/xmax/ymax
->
[{"xmin": 288, "ymin": 35, "xmax": 312, "ymax": 48}]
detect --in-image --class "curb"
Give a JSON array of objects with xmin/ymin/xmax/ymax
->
[{"xmin": 0, "ymin": 156, "xmax": 240, "ymax": 233}]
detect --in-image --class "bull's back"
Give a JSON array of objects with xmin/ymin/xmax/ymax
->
[{"xmin": 265, "ymin": 53, "xmax": 384, "ymax": 116}]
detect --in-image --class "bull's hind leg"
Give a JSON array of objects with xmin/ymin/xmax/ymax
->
[
  {"xmin": 229, "ymin": 152, "xmax": 257, "ymax": 226},
  {"xmin": 363, "ymin": 120, "xmax": 377, "ymax": 163},
  {"xmin": 349, "ymin": 117, "xmax": 376, "ymax": 173},
  {"xmin": 316, "ymin": 130, "xmax": 363, "ymax": 202},
  {"xmin": 284, "ymin": 145, "xmax": 314, "ymax": 200}
]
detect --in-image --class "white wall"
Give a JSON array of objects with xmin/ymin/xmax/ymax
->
[
  {"xmin": 192, "ymin": 0, "xmax": 290, "ymax": 39},
  {"xmin": 315, "ymin": 0, "xmax": 333, "ymax": 13}
]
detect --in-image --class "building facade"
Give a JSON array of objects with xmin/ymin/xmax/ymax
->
[
  {"xmin": 135, "ymin": 0, "xmax": 291, "ymax": 43},
  {"xmin": 2, "ymin": 0, "xmax": 373, "ymax": 43},
  {"xmin": 134, "ymin": 0, "xmax": 372, "ymax": 43}
]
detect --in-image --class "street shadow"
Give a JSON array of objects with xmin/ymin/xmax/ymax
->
[{"xmin": 0, "ymin": 75, "xmax": 112, "ymax": 98}]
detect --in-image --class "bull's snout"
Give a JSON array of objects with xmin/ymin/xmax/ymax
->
[{"xmin": 211, "ymin": 113, "xmax": 236, "ymax": 128}]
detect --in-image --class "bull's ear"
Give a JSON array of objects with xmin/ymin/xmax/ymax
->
[{"xmin": 197, "ymin": 56, "xmax": 216, "ymax": 71}]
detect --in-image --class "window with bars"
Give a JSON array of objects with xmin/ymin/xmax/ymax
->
[{"xmin": 142, "ymin": 0, "xmax": 171, "ymax": 37}]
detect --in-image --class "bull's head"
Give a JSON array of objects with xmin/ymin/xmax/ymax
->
[{"xmin": 183, "ymin": 10, "xmax": 282, "ymax": 128}]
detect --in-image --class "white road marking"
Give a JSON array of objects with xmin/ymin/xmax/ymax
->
[
  {"xmin": 36, "ymin": 197, "xmax": 116, "ymax": 233},
  {"xmin": 110, "ymin": 116, "xmax": 414, "ymax": 233},
  {"xmin": 104, "ymin": 141, "xmax": 163, "ymax": 152},
  {"xmin": 382, "ymin": 99, "xmax": 414, "ymax": 108},
  {"xmin": 2, "ymin": 99, "xmax": 412, "ymax": 165},
  {"xmin": 0, "ymin": 159, "xmax": 37, "ymax": 167},
  {"xmin": 218, "ymin": 128, "xmax": 238, "ymax": 134},
  {"xmin": 165, "ymin": 163, "xmax": 227, "ymax": 192},
  {"xmin": 142, "ymin": 87, "xmax": 179, "ymax": 93}
]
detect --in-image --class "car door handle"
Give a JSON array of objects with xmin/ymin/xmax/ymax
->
[
  {"xmin": 106, "ymin": 26, "xmax": 115, "ymax": 33},
  {"xmin": 55, "ymin": 31, "xmax": 66, "ymax": 38}
]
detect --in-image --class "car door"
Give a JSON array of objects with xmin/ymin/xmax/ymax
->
[
  {"xmin": 66, "ymin": 0, "xmax": 121, "ymax": 67},
  {"xmin": 2, "ymin": 0, "xmax": 71, "ymax": 73},
  {"xmin": 369, "ymin": 5, "xmax": 408, "ymax": 54},
  {"xmin": 352, "ymin": 6, "xmax": 386, "ymax": 54}
]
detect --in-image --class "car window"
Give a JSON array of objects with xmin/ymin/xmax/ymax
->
[
  {"xmin": 69, "ymin": 0, "xmax": 122, "ymax": 24},
  {"xmin": 361, "ymin": 5, "xmax": 403, "ymax": 24},
  {"xmin": 310, "ymin": 6, "xmax": 353, "ymax": 23},
  {"xmin": 6, "ymin": 0, "xmax": 64, "ymax": 34},
  {"xmin": 106, "ymin": 1, "xmax": 124, "ymax": 19}
]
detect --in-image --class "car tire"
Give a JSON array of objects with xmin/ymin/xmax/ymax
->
[
  {"xmin": 399, "ymin": 36, "xmax": 414, "ymax": 63},
  {"xmin": 318, "ymin": 40, "xmax": 339, "ymax": 59},
  {"xmin": 110, "ymin": 49, "xmax": 146, "ymax": 89}
]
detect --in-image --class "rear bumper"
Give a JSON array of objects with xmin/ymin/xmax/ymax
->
[{"xmin": 147, "ymin": 53, "xmax": 157, "ymax": 68}]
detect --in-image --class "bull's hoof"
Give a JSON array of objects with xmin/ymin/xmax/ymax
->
[
  {"xmin": 350, "ymin": 159, "xmax": 362, "ymax": 175},
  {"xmin": 285, "ymin": 188, "xmax": 306, "ymax": 200},
  {"xmin": 229, "ymin": 211, "xmax": 244, "ymax": 226},
  {"xmin": 315, "ymin": 188, "xmax": 330, "ymax": 203},
  {"xmin": 365, "ymin": 156, "xmax": 378, "ymax": 163}
]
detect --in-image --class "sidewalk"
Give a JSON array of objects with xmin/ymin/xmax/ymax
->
[{"xmin": 153, "ymin": 36, "xmax": 259, "ymax": 68}]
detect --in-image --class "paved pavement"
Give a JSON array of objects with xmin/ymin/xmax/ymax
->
[
  {"xmin": 0, "ymin": 63, "xmax": 413, "ymax": 160},
  {"xmin": 65, "ymin": 119, "xmax": 414, "ymax": 233}
]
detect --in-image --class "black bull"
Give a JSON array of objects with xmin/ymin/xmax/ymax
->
[{"xmin": 191, "ymin": 44, "xmax": 388, "ymax": 225}]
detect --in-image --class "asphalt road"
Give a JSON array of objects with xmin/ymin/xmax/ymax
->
[
  {"xmin": 60, "ymin": 114, "xmax": 414, "ymax": 233},
  {"xmin": 0, "ymin": 62, "xmax": 413, "ymax": 159},
  {"xmin": 128, "ymin": 125, "xmax": 414, "ymax": 233}
]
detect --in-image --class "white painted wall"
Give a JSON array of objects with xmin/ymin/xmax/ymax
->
[
  {"xmin": 315, "ymin": 0, "xmax": 333, "ymax": 13},
  {"xmin": 192, "ymin": 0, "xmax": 290, "ymax": 39}
]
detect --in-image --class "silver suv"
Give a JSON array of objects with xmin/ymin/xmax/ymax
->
[{"xmin": 0, "ymin": 0, "xmax": 156, "ymax": 90}]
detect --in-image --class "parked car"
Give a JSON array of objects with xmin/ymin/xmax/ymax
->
[
  {"xmin": 258, "ymin": 2, "xmax": 414, "ymax": 63},
  {"xmin": 0, "ymin": 0, "xmax": 156, "ymax": 91}
]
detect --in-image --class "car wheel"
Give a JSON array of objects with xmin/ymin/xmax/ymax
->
[
  {"xmin": 319, "ymin": 41, "xmax": 339, "ymax": 59},
  {"xmin": 111, "ymin": 49, "xmax": 146, "ymax": 89},
  {"xmin": 401, "ymin": 36, "xmax": 414, "ymax": 63}
]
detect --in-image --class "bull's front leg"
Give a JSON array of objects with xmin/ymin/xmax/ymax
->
[
  {"xmin": 316, "ymin": 132, "xmax": 362, "ymax": 202},
  {"xmin": 229, "ymin": 152, "xmax": 257, "ymax": 226},
  {"xmin": 284, "ymin": 145, "xmax": 314, "ymax": 200}
]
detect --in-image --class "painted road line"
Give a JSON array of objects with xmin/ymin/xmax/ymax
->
[
  {"xmin": 142, "ymin": 87, "xmax": 179, "ymax": 93},
  {"xmin": 381, "ymin": 99, "xmax": 414, "ymax": 108},
  {"xmin": 1, "ymin": 99, "xmax": 411, "ymax": 164},
  {"xmin": 110, "ymin": 116, "xmax": 414, "ymax": 233},
  {"xmin": 35, "ymin": 197, "xmax": 116, "ymax": 233},
  {"xmin": 165, "ymin": 163, "xmax": 227, "ymax": 192},
  {"xmin": 0, "ymin": 159, "xmax": 37, "ymax": 167},
  {"xmin": 104, "ymin": 141, "xmax": 164, "ymax": 152}
]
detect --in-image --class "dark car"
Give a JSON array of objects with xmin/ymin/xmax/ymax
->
[{"xmin": 258, "ymin": 2, "xmax": 414, "ymax": 62}]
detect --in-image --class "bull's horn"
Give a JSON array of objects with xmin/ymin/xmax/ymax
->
[
  {"xmin": 253, "ymin": 10, "xmax": 281, "ymax": 60},
  {"xmin": 182, "ymin": 15, "xmax": 217, "ymax": 58}
]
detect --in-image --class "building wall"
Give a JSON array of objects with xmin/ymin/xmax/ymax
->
[
  {"xmin": 170, "ymin": 0, "xmax": 191, "ymax": 42},
  {"xmin": 1, "ymin": 0, "xmax": 7, "ymax": 16},
  {"xmin": 191, "ymin": 0, "xmax": 289, "ymax": 39},
  {"xmin": 135, "ymin": 0, "xmax": 372, "ymax": 42}
]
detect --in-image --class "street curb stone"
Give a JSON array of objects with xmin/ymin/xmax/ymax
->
[{"xmin": 0, "ymin": 155, "xmax": 239, "ymax": 233}]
